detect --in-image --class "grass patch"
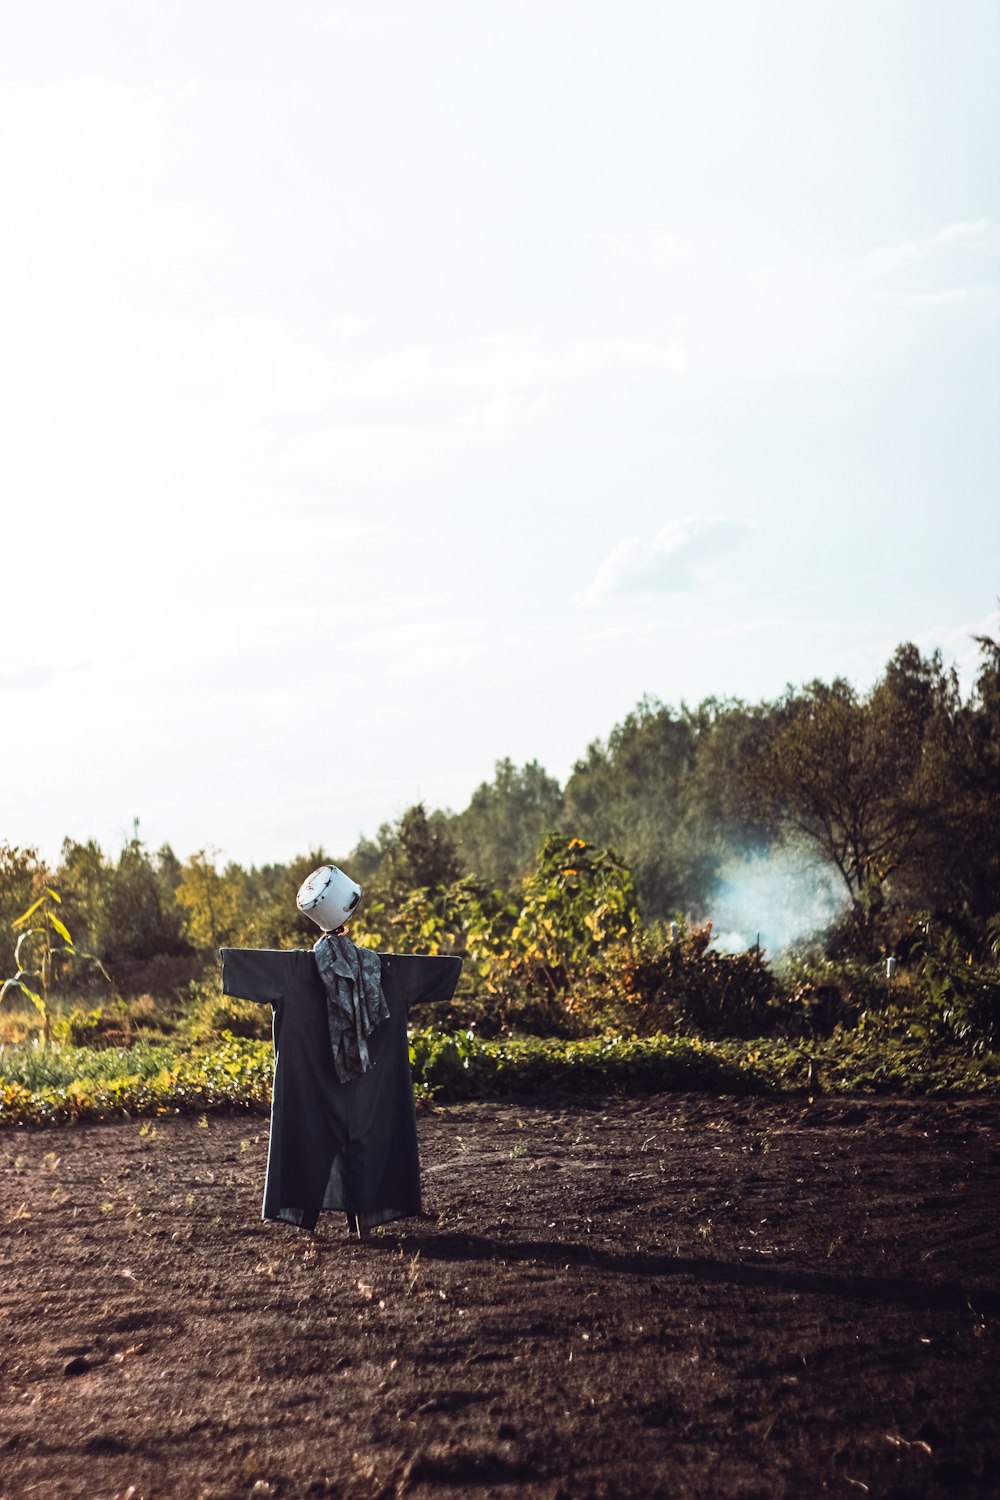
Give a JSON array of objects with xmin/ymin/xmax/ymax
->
[{"xmin": 0, "ymin": 1037, "xmax": 273, "ymax": 1126}]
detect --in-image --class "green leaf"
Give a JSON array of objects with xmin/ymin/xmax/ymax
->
[
  {"xmin": 12, "ymin": 895, "xmax": 47, "ymax": 928},
  {"xmin": 1, "ymin": 977, "xmax": 45, "ymax": 1015},
  {"xmin": 48, "ymin": 914, "xmax": 73, "ymax": 944},
  {"xmin": 45, "ymin": 888, "xmax": 63, "ymax": 904},
  {"xmin": 48, "ymin": 944, "xmax": 113, "ymax": 983}
]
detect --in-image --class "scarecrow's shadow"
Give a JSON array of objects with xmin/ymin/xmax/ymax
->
[{"xmin": 366, "ymin": 1228, "xmax": 1000, "ymax": 1317}]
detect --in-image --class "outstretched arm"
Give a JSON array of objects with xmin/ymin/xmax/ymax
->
[
  {"xmin": 219, "ymin": 948, "xmax": 294, "ymax": 1005},
  {"xmin": 393, "ymin": 954, "xmax": 464, "ymax": 1015}
]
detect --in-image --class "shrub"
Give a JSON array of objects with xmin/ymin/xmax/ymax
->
[
  {"xmin": 177, "ymin": 979, "xmax": 273, "ymax": 1043},
  {"xmin": 775, "ymin": 955, "xmax": 889, "ymax": 1037},
  {"xmin": 578, "ymin": 921, "xmax": 779, "ymax": 1038},
  {"xmin": 908, "ymin": 918, "xmax": 1000, "ymax": 1054},
  {"xmin": 50, "ymin": 1005, "xmax": 129, "ymax": 1048}
]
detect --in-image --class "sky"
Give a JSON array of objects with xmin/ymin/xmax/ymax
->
[{"xmin": 2, "ymin": 0, "xmax": 998, "ymax": 869}]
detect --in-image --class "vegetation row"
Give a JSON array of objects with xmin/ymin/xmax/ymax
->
[{"xmin": 1, "ymin": 1027, "xmax": 997, "ymax": 1128}]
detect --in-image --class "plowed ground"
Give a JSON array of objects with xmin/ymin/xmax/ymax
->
[{"xmin": 1, "ymin": 1094, "xmax": 998, "ymax": 1500}]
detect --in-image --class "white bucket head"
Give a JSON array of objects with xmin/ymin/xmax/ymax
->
[{"xmin": 296, "ymin": 865, "xmax": 363, "ymax": 931}]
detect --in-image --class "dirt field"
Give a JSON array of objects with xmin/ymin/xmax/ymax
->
[{"xmin": 1, "ymin": 1093, "xmax": 997, "ymax": 1500}]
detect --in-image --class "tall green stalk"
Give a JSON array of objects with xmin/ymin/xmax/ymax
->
[{"xmin": 1, "ymin": 888, "xmax": 115, "ymax": 1045}]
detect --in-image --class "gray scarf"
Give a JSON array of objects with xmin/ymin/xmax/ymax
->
[{"xmin": 312, "ymin": 934, "xmax": 389, "ymax": 1083}]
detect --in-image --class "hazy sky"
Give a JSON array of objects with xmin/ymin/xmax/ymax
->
[{"xmin": 2, "ymin": 0, "xmax": 998, "ymax": 868}]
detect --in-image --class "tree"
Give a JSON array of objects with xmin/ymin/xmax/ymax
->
[
  {"xmin": 175, "ymin": 851, "xmax": 244, "ymax": 951},
  {"xmin": 563, "ymin": 697, "xmax": 704, "ymax": 919},
  {"xmin": 755, "ymin": 654, "xmax": 952, "ymax": 933},
  {"xmin": 98, "ymin": 838, "xmax": 184, "ymax": 961},
  {"xmin": 57, "ymin": 835, "xmax": 185, "ymax": 964},
  {"xmin": 453, "ymin": 758, "xmax": 564, "ymax": 888},
  {"xmin": 57, "ymin": 838, "xmax": 111, "ymax": 955},
  {"xmin": 965, "ymin": 628, "xmax": 1000, "ymax": 916},
  {"xmin": 924, "ymin": 628, "xmax": 1000, "ymax": 925},
  {"xmin": 370, "ymin": 804, "xmax": 462, "ymax": 902}
]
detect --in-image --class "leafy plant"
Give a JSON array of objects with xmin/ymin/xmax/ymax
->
[
  {"xmin": 509, "ymin": 834, "xmax": 639, "ymax": 994},
  {"xmin": 178, "ymin": 977, "xmax": 273, "ymax": 1043},
  {"xmin": 1, "ymin": 889, "xmax": 116, "ymax": 1044},
  {"xmin": 909, "ymin": 918, "xmax": 1000, "ymax": 1054},
  {"xmin": 579, "ymin": 919, "xmax": 778, "ymax": 1038}
]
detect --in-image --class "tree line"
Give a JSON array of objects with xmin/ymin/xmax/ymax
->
[{"xmin": 2, "ymin": 631, "xmax": 997, "ymax": 987}]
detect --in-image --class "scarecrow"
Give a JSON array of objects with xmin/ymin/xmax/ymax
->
[{"xmin": 219, "ymin": 865, "xmax": 462, "ymax": 1236}]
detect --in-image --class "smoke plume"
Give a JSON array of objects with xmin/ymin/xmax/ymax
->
[{"xmin": 707, "ymin": 846, "xmax": 849, "ymax": 956}]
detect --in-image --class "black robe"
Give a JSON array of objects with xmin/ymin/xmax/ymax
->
[{"xmin": 219, "ymin": 947, "xmax": 463, "ymax": 1231}]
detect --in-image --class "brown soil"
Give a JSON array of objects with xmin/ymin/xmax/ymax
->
[{"xmin": 1, "ymin": 1094, "xmax": 998, "ymax": 1500}]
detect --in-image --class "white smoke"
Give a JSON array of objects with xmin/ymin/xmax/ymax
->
[{"xmin": 706, "ymin": 846, "xmax": 849, "ymax": 956}]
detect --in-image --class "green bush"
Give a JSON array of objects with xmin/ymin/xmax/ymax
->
[
  {"xmin": 416, "ymin": 977, "xmax": 594, "ymax": 1041},
  {"xmin": 575, "ymin": 921, "xmax": 779, "ymax": 1038},
  {"xmin": 909, "ymin": 919, "xmax": 1000, "ymax": 1054},
  {"xmin": 779, "ymin": 921, "xmax": 1000, "ymax": 1054},
  {"xmin": 177, "ymin": 978, "xmax": 273, "ymax": 1043},
  {"xmin": 50, "ymin": 1005, "xmax": 127, "ymax": 1048},
  {"xmin": 774, "ymin": 954, "xmax": 889, "ymax": 1036}
]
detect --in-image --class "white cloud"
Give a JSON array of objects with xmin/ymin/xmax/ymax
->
[
  {"xmin": 862, "ymin": 241, "xmax": 921, "ymax": 276},
  {"xmin": 601, "ymin": 230, "xmax": 708, "ymax": 273},
  {"xmin": 838, "ymin": 609, "xmax": 1000, "ymax": 694},
  {"xmin": 0, "ymin": 78, "xmax": 227, "ymax": 310},
  {"xmin": 932, "ymin": 220, "xmax": 990, "ymax": 244},
  {"xmin": 906, "ymin": 289, "xmax": 970, "ymax": 305},
  {"xmin": 598, "ymin": 218, "xmax": 996, "ymax": 380},
  {"xmin": 0, "ymin": 661, "xmax": 79, "ymax": 694},
  {"xmin": 863, "ymin": 219, "xmax": 992, "ymax": 277},
  {"xmin": 332, "ymin": 331, "xmax": 688, "ymax": 401},
  {"xmin": 578, "ymin": 516, "xmax": 752, "ymax": 607},
  {"xmin": 915, "ymin": 609, "xmax": 1000, "ymax": 689}
]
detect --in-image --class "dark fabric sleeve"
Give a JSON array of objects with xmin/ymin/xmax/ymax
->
[
  {"xmin": 219, "ymin": 948, "xmax": 294, "ymax": 1005},
  {"xmin": 389, "ymin": 954, "xmax": 464, "ymax": 1012}
]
